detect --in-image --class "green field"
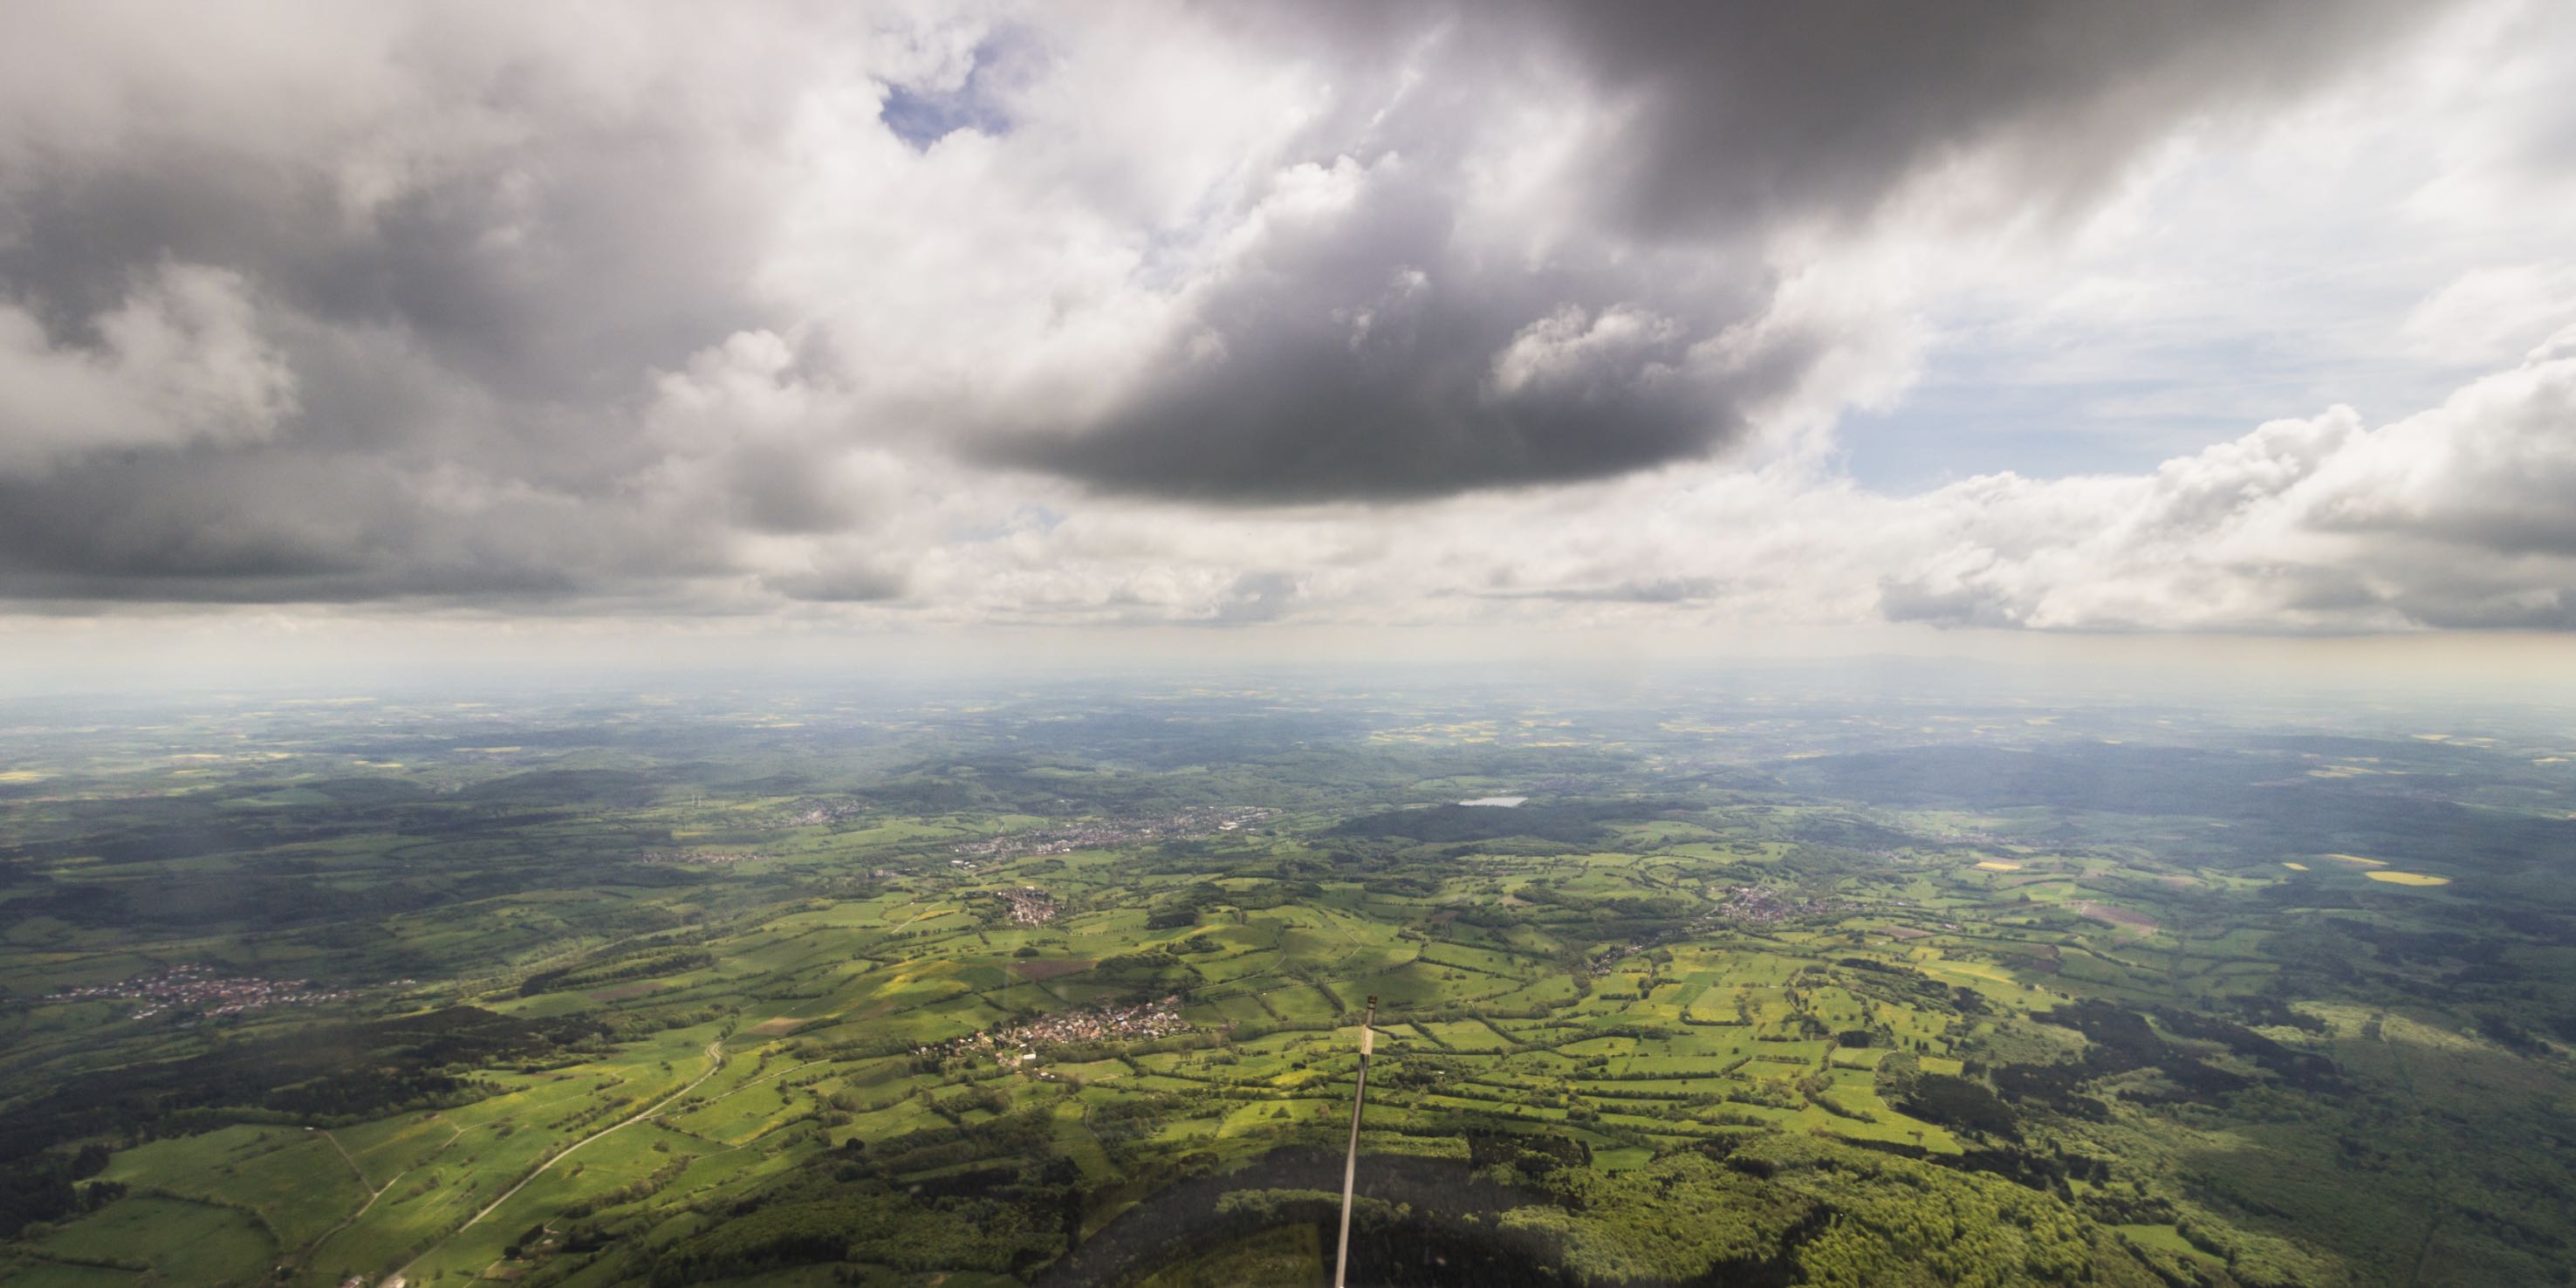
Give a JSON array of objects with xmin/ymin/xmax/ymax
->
[{"xmin": 3, "ymin": 681, "xmax": 2574, "ymax": 1286}]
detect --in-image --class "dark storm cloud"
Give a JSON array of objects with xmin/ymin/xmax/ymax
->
[
  {"xmin": 762, "ymin": 564, "xmax": 908, "ymax": 604},
  {"xmin": 1875, "ymin": 577, "xmax": 2023, "ymax": 631},
  {"xmin": 0, "ymin": 449, "xmax": 729, "ymax": 605},
  {"xmin": 992, "ymin": 160, "xmax": 1809, "ymax": 499},
  {"xmin": 718, "ymin": 443, "xmax": 873, "ymax": 537},
  {"xmin": 0, "ymin": 8, "xmax": 799, "ymax": 604},
  {"xmin": 2, "ymin": 115, "xmax": 772, "ymax": 406},
  {"xmin": 994, "ymin": 0, "xmax": 2449, "ymax": 502},
  {"xmin": 1486, "ymin": 0, "xmax": 2433, "ymax": 236}
]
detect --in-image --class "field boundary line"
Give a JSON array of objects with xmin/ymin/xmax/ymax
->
[{"xmin": 391, "ymin": 1038, "xmax": 725, "ymax": 1279}]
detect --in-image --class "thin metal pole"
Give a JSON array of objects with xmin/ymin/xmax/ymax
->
[{"xmin": 1333, "ymin": 995, "xmax": 1377, "ymax": 1288}]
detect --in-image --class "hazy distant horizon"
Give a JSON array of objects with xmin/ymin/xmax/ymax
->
[{"xmin": 9, "ymin": 626, "xmax": 2576, "ymax": 716}]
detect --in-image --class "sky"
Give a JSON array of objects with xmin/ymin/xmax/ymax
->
[{"xmin": 3, "ymin": 0, "xmax": 2575, "ymax": 685}]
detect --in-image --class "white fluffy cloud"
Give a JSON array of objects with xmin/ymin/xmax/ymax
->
[
  {"xmin": 2404, "ymin": 264, "xmax": 2576, "ymax": 367},
  {"xmin": 1877, "ymin": 333, "xmax": 2576, "ymax": 631}
]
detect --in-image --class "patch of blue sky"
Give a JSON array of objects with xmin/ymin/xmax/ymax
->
[
  {"xmin": 880, "ymin": 33, "xmax": 1030, "ymax": 149},
  {"xmin": 1838, "ymin": 325, "xmax": 2462, "ymax": 495}
]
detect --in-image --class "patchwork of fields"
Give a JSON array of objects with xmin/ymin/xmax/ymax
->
[{"xmin": 3, "ymin": 682, "xmax": 2573, "ymax": 1286}]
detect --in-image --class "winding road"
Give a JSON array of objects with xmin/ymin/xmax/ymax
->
[{"xmin": 392, "ymin": 1038, "xmax": 726, "ymax": 1278}]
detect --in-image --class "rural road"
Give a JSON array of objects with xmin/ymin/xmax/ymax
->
[
  {"xmin": 393, "ymin": 1038, "xmax": 726, "ymax": 1278},
  {"xmin": 459, "ymin": 1038, "xmax": 728, "ymax": 1230},
  {"xmin": 319, "ymin": 1129, "xmax": 368, "ymax": 1185},
  {"xmin": 297, "ymin": 1128, "xmax": 392, "ymax": 1265}
]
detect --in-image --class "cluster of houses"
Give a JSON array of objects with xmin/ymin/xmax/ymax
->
[
  {"xmin": 949, "ymin": 805, "xmax": 1274, "ymax": 863},
  {"xmin": 638, "ymin": 848, "xmax": 768, "ymax": 865},
  {"xmin": 1714, "ymin": 884, "xmax": 1840, "ymax": 926},
  {"xmin": 46, "ymin": 963, "xmax": 355, "ymax": 1021},
  {"xmin": 1575, "ymin": 884, "xmax": 1847, "ymax": 979},
  {"xmin": 918, "ymin": 996, "xmax": 1191, "ymax": 1067},
  {"xmin": 778, "ymin": 798, "xmax": 872, "ymax": 827},
  {"xmin": 997, "ymin": 887, "xmax": 1059, "ymax": 924}
]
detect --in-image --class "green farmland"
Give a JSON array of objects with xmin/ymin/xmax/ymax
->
[{"xmin": 4, "ymin": 679, "xmax": 2575, "ymax": 1286}]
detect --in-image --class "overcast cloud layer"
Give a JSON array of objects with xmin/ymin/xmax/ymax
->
[{"xmin": 2, "ymin": 0, "xmax": 2573, "ymax": 634}]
